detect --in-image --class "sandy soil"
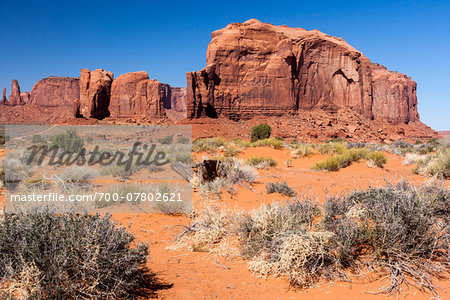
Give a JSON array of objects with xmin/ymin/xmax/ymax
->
[{"xmin": 111, "ymin": 148, "xmax": 449, "ymax": 299}]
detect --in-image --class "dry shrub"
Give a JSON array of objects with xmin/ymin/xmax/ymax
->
[
  {"xmin": 175, "ymin": 182, "xmax": 448, "ymax": 296},
  {"xmin": 0, "ymin": 213, "xmax": 155, "ymax": 299},
  {"xmin": 174, "ymin": 205, "xmax": 235, "ymax": 252},
  {"xmin": 324, "ymin": 182, "xmax": 449, "ymax": 295},
  {"xmin": 266, "ymin": 181, "xmax": 296, "ymax": 197}
]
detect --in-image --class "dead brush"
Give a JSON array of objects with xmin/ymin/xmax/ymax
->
[
  {"xmin": 0, "ymin": 213, "xmax": 155, "ymax": 299},
  {"xmin": 323, "ymin": 182, "xmax": 449, "ymax": 296},
  {"xmin": 172, "ymin": 205, "xmax": 237, "ymax": 253}
]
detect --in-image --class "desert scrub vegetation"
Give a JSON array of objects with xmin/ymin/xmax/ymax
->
[
  {"xmin": 175, "ymin": 182, "xmax": 449, "ymax": 295},
  {"xmin": 291, "ymin": 144, "xmax": 314, "ymax": 158},
  {"xmin": 312, "ymin": 148, "xmax": 387, "ymax": 171},
  {"xmin": 266, "ymin": 181, "xmax": 296, "ymax": 197},
  {"xmin": 249, "ymin": 137, "xmax": 283, "ymax": 149},
  {"xmin": 365, "ymin": 151, "xmax": 388, "ymax": 168},
  {"xmin": 192, "ymin": 137, "xmax": 227, "ymax": 152},
  {"xmin": 0, "ymin": 213, "xmax": 154, "ymax": 299},
  {"xmin": 245, "ymin": 156, "xmax": 277, "ymax": 169},
  {"xmin": 413, "ymin": 147, "xmax": 450, "ymax": 179},
  {"xmin": 59, "ymin": 166, "xmax": 99, "ymax": 192},
  {"xmin": 50, "ymin": 128, "xmax": 85, "ymax": 153},
  {"xmin": 317, "ymin": 142, "xmax": 346, "ymax": 155},
  {"xmin": 193, "ymin": 158, "xmax": 258, "ymax": 200},
  {"xmin": 250, "ymin": 123, "xmax": 272, "ymax": 142}
]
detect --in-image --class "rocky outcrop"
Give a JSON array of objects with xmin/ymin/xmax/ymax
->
[
  {"xmin": 30, "ymin": 77, "xmax": 79, "ymax": 109},
  {"xmin": 170, "ymin": 87, "xmax": 187, "ymax": 112},
  {"xmin": 20, "ymin": 92, "xmax": 31, "ymax": 104},
  {"xmin": 79, "ymin": 69, "xmax": 113, "ymax": 119},
  {"xmin": 186, "ymin": 19, "xmax": 419, "ymax": 124},
  {"xmin": 109, "ymin": 71, "xmax": 168, "ymax": 118},
  {"xmin": 9, "ymin": 80, "xmax": 21, "ymax": 106},
  {"xmin": 371, "ymin": 64, "xmax": 418, "ymax": 124},
  {"xmin": 1, "ymin": 88, "xmax": 6, "ymax": 104}
]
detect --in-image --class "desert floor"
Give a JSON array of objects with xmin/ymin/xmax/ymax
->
[{"xmin": 1, "ymin": 147, "xmax": 448, "ymax": 299}]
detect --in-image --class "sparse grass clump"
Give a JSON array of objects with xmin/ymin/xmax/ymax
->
[
  {"xmin": 0, "ymin": 213, "xmax": 152, "ymax": 299},
  {"xmin": 193, "ymin": 137, "xmax": 227, "ymax": 152},
  {"xmin": 365, "ymin": 151, "xmax": 387, "ymax": 168},
  {"xmin": 250, "ymin": 124, "xmax": 272, "ymax": 142},
  {"xmin": 317, "ymin": 142, "xmax": 346, "ymax": 155},
  {"xmin": 250, "ymin": 138, "xmax": 283, "ymax": 149},
  {"xmin": 414, "ymin": 148, "xmax": 450, "ymax": 179},
  {"xmin": 312, "ymin": 148, "xmax": 370, "ymax": 171},
  {"xmin": 266, "ymin": 181, "xmax": 296, "ymax": 197},
  {"xmin": 245, "ymin": 156, "xmax": 277, "ymax": 169}
]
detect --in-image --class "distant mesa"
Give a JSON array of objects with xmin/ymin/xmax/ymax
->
[{"xmin": 0, "ymin": 19, "xmax": 438, "ymax": 141}]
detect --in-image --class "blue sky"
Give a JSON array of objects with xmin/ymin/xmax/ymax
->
[{"xmin": 1, "ymin": 0, "xmax": 449, "ymax": 130}]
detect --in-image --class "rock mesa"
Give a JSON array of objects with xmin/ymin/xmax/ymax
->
[{"xmin": 186, "ymin": 19, "xmax": 419, "ymax": 124}]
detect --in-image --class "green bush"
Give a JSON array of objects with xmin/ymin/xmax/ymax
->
[
  {"xmin": 318, "ymin": 142, "xmax": 346, "ymax": 155},
  {"xmin": 250, "ymin": 124, "xmax": 272, "ymax": 142},
  {"xmin": 0, "ymin": 213, "xmax": 154, "ymax": 299},
  {"xmin": 414, "ymin": 148, "xmax": 450, "ymax": 178},
  {"xmin": 50, "ymin": 128, "xmax": 84, "ymax": 153}
]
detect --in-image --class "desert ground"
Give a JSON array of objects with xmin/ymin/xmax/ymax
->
[{"xmin": 2, "ymin": 134, "xmax": 447, "ymax": 299}]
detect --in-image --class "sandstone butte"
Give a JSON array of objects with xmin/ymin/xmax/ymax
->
[
  {"xmin": 186, "ymin": 19, "xmax": 418, "ymax": 124},
  {"xmin": 0, "ymin": 19, "xmax": 439, "ymax": 141}
]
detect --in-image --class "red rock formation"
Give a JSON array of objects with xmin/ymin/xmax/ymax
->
[
  {"xmin": 186, "ymin": 19, "xmax": 419, "ymax": 124},
  {"xmin": 20, "ymin": 92, "xmax": 31, "ymax": 104},
  {"xmin": 9, "ymin": 80, "xmax": 21, "ymax": 105},
  {"xmin": 79, "ymin": 69, "xmax": 113, "ymax": 119},
  {"xmin": 1, "ymin": 87, "xmax": 6, "ymax": 104},
  {"xmin": 170, "ymin": 87, "xmax": 187, "ymax": 112},
  {"xmin": 109, "ymin": 71, "xmax": 169, "ymax": 118},
  {"xmin": 30, "ymin": 77, "xmax": 79, "ymax": 108},
  {"xmin": 371, "ymin": 64, "xmax": 418, "ymax": 124}
]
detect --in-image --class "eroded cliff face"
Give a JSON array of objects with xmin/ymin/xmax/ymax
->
[
  {"xmin": 371, "ymin": 64, "xmax": 418, "ymax": 124},
  {"xmin": 30, "ymin": 77, "xmax": 80, "ymax": 108},
  {"xmin": 79, "ymin": 69, "xmax": 114, "ymax": 119},
  {"xmin": 186, "ymin": 19, "xmax": 419, "ymax": 124},
  {"xmin": 109, "ymin": 71, "xmax": 170, "ymax": 119},
  {"xmin": 9, "ymin": 80, "xmax": 22, "ymax": 106}
]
